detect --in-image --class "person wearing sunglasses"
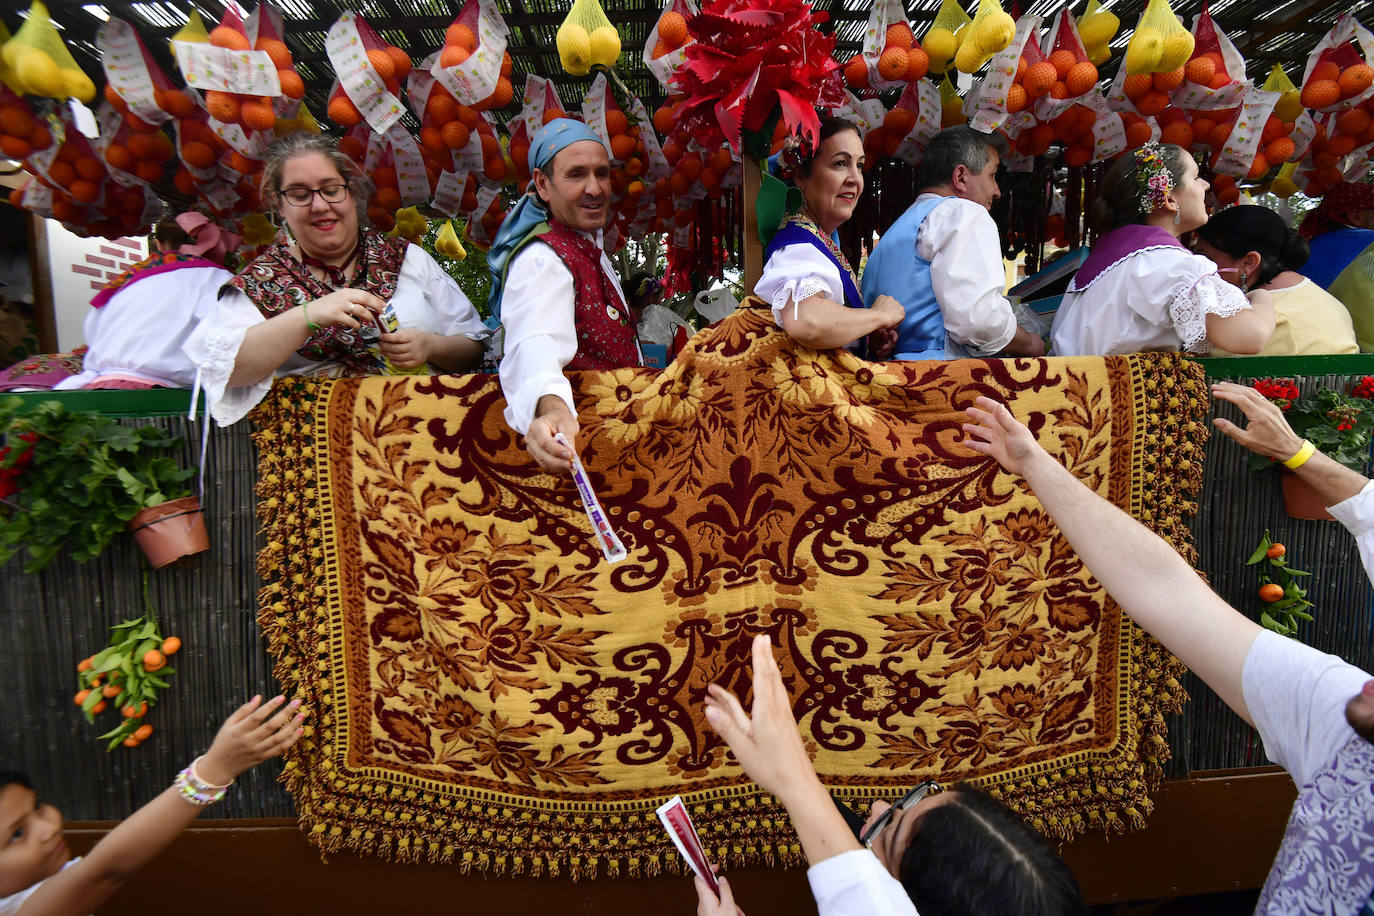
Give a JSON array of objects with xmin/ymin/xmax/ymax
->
[
  {"xmin": 185, "ymin": 132, "xmax": 489, "ymax": 426},
  {"xmin": 694, "ymin": 634, "xmax": 1086, "ymax": 916}
]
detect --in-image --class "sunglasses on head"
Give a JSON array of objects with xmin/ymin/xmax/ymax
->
[{"xmin": 859, "ymin": 779, "xmax": 944, "ymax": 848}]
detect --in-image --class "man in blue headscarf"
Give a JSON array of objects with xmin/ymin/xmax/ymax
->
[{"xmin": 488, "ymin": 118, "xmax": 642, "ymax": 473}]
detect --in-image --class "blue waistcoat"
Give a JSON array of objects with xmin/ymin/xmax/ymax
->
[
  {"xmin": 861, "ymin": 196, "xmax": 952, "ymax": 360},
  {"xmin": 1302, "ymin": 227, "xmax": 1374, "ymax": 290}
]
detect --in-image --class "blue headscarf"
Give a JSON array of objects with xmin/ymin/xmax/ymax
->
[{"xmin": 486, "ymin": 118, "xmax": 609, "ymax": 320}]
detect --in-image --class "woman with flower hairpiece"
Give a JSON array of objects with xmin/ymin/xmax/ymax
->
[
  {"xmin": 1050, "ymin": 142, "xmax": 1274, "ymax": 357},
  {"xmin": 54, "ymin": 214, "xmax": 238, "ymax": 390},
  {"xmin": 754, "ymin": 116, "xmax": 905, "ymax": 351}
]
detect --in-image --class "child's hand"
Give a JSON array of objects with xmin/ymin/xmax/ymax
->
[{"xmin": 196, "ymin": 695, "xmax": 304, "ymax": 786}]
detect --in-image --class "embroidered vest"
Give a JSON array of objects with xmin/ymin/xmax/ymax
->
[
  {"xmin": 861, "ymin": 196, "xmax": 950, "ymax": 359},
  {"xmin": 764, "ymin": 215, "xmax": 863, "ymax": 310},
  {"xmin": 538, "ymin": 222, "xmax": 642, "ymax": 370}
]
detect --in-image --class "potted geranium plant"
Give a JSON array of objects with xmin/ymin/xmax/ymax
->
[
  {"xmin": 0, "ymin": 398, "xmax": 206, "ymax": 572},
  {"xmin": 1249, "ymin": 376, "xmax": 1374, "ymax": 519}
]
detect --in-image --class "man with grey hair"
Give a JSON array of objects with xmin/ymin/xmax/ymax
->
[{"xmin": 861, "ymin": 125, "xmax": 1044, "ymax": 360}]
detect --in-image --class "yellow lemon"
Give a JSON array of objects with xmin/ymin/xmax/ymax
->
[
  {"xmin": 16, "ymin": 48, "xmax": 65, "ymax": 98},
  {"xmin": 1087, "ymin": 43, "xmax": 1110, "ymax": 66},
  {"xmin": 557, "ymin": 21, "xmax": 592, "ymax": 76},
  {"xmin": 1158, "ymin": 30, "xmax": 1194, "ymax": 71},
  {"xmin": 973, "ymin": 10, "xmax": 1015, "ymax": 53},
  {"xmin": 62, "ymin": 69, "xmax": 95, "ymax": 103},
  {"xmin": 1077, "ymin": 10, "xmax": 1119, "ymax": 50},
  {"xmin": 955, "ymin": 40, "xmax": 989, "ymax": 73},
  {"xmin": 953, "ymin": 22, "xmax": 970, "ymax": 48},
  {"xmin": 923, "ymin": 27, "xmax": 957, "ymax": 70},
  {"xmin": 1125, "ymin": 27, "xmax": 1163, "ymax": 74},
  {"xmin": 589, "ymin": 25, "xmax": 621, "ymax": 69},
  {"xmin": 1273, "ymin": 89, "xmax": 1303, "ymax": 122}
]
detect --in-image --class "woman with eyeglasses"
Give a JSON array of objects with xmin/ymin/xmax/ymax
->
[
  {"xmin": 694, "ymin": 634, "xmax": 1085, "ymax": 916},
  {"xmin": 185, "ymin": 132, "xmax": 488, "ymax": 426}
]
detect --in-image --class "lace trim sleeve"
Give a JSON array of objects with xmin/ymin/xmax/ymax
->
[
  {"xmin": 194, "ymin": 325, "xmax": 272, "ymax": 427},
  {"xmin": 771, "ymin": 276, "xmax": 837, "ymax": 325},
  {"xmin": 1168, "ymin": 272, "xmax": 1251, "ymax": 354}
]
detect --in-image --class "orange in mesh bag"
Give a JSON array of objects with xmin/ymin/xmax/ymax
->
[
  {"xmin": 436, "ymin": 3, "xmax": 514, "ymax": 112},
  {"xmin": 1300, "ymin": 20, "xmax": 1374, "ymax": 112},
  {"xmin": 1042, "ymin": 12, "xmax": 1097, "ymax": 100},
  {"xmin": 252, "ymin": 6, "xmax": 307, "ymax": 101},
  {"xmin": 558, "ymin": 0, "xmax": 620, "ymax": 76},
  {"xmin": 0, "ymin": 85, "xmax": 52, "ymax": 160},
  {"xmin": 2, "ymin": 1, "xmax": 96, "ymax": 102},
  {"xmin": 1125, "ymin": 0, "xmax": 1194, "ymax": 75}
]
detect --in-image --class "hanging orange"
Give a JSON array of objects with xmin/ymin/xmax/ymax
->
[
  {"xmin": 446, "ymin": 23, "xmax": 477, "ymax": 52},
  {"xmin": 440, "ymin": 45, "xmax": 470, "ymax": 67},
  {"xmin": 255, "ymin": 38, "xmax": 292, "ymax": 69},
  {"xmin": 209, "ymin": 26, "xmax": 250, "ymax": 50},
  {"xmin": 278, "ymin": 70, "xmax": 305, "ymax": 100},
  {"xmin": 1065, "ymin": 61, "xmax": 1098, "ymax": 96},
  {"xmin": 205, "ymin": 91, "xmax": 241, "ymax": 124},
  {"xmin": 327, "ymin": 94, "xmax": 363, "ymax": 128},
  {"xmin": 658, "ymin": 11, "xmax": 688, "ymax": 47},
  {"xmin": 1184, "ymin": 56, "xmax": 1215, "ymax": 85},
  {"xmin": 1023, "ymin": 61, "xmax": 1057, "ymax": 97},
  {"xmin": 1152, "ymin": 67, "xmax": 1184, "ymax": 92},
  {"xmin": 878, "ymin": 47, "xmax": 908, "ymax": 81},
  {"xmin": 885, "ymin": 22, "xmax": 913, "ymax": 50},
  {"xmin": 1048, "ymin": 49, "xmax": 1076, "ymax": 78}
]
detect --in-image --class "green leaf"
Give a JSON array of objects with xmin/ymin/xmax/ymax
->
[{"xmin": 1245, "ymin": 541, "xmax": 1270, "ymax": 565}]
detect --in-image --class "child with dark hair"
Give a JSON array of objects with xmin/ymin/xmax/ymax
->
[
  {"xmin": 1050, "ymin": 143, "xmax": 1274, "ymax": 357},
  {"xmin": 0, "ymin": 696, "xmax": 302, "ymax": 916},
  {"xmin": 692, "ymin": 635, "xmax": 1086, "ymax": 916},
  {"xmin": 1194, "ymin": 205, "xmax": 1357, "ymax": 356}
]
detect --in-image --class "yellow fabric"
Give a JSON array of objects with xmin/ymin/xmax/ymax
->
[
  {"xmin": 1328, "ymin": 243, "xmax": 1374, "ymax": 352},
  {"xmin": 252, "ymin": 302, "xmax": 1204, "ymax": 876},
  {"xmin": 1212, "ymin": 278, "xmax": 1359, "ymax": 357}
]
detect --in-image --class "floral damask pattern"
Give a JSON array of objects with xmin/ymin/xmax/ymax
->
[{"xmin": 253, "ymin": 302, "xmax": 1207, "ymax": 875}]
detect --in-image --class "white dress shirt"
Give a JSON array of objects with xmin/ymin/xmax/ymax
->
[
  {"xmin": 914, "ymin": 194, "xmax": 1019, "ymax": 356},
  {"xmin": 56, "ymin": 266, "xmax": 231, "ymax": 389},
  {"xmin": 184, "ymin": 245, "xmax": 488, "ymax": 426},
  {"xmin": 1050, "ymin": 245, "xmax": 1252, "ymax": 356},
  {"xmin": 807, "ymin": 848, "xmax": 919, "ymax": 916},
  {"xmin": 497, "ymin": 230, "xmax": 631, "ymax": 435}
]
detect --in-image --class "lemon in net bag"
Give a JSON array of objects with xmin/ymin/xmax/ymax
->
[
  {"xmin": 1125, "ymin": 0, "xmax": 1193, "ymax": 75},
  {"xmin": 2, "ymin": 1, "xmax": 95, "ymax": 102},
  {"xmin": 559, "ymin": 0, "xmax": 620, "ymax": 76}
]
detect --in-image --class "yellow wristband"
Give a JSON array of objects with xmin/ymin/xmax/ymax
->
[{"xmin": 1281, "ymin": 439, "xmax": 1316, "ymax": 471}]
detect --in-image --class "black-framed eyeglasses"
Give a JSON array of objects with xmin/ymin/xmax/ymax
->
[
  {"xmin": 860, "ymin": 780, "xmax": 943, "ymax": 848},
  {"xmin": 280, "ymin": 184, "xmax": 350, "ymax": 207}
]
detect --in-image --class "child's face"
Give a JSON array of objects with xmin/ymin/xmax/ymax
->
[{"xmin": 0, "ymin": 783, "xmax": 68, "ymax": 897}]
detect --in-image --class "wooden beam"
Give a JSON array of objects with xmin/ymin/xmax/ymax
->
[
  {"xmin": 1238, "ymin": 0, "xmax": 1341, "ymax": 55},
  {"xmin": 742, "ymin": 156, "xmax": 763, "ymax": 296}
]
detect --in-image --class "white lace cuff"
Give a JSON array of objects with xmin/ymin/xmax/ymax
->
[
  {"xmin": 1169, "ymin": 273, "xmax": 1251, "ymax": 354},
  {"xmin": 771, "ymin": 276, "xmax": 835, "ymax": 327},
  {"xmin": 193, "ymin": 325, "xmax": 271, "ymax": 427}
]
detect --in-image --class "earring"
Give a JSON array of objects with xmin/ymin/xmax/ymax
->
[
  {"xmin": 1172, "ymin": 209, "xmax": 1182, "ymax": 226},
  {"xmin": 1238, "ymin": 270, "xmax": 1248, "ymax": 292}
]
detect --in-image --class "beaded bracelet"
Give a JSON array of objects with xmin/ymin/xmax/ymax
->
[
  {"xmin": 1282, "ymin": 439, "xmax": 1316, "ymax": 471},
  {"xmin": 173, "ymin": 756, "xmax": 233, "ymax": 807},
  {"xmin": 301, "ymin": 301, "xmax": 321, "ymax": 332}
]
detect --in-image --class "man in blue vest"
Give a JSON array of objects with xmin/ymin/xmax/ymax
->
[{"xmin": 861, "ymin": 126, "xmax": 1045, "ymax": 360}]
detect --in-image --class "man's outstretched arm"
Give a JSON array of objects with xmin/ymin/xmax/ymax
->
[{"xmin": 962, "ymin": 397, "xmax": 1262, "ymax": 725}]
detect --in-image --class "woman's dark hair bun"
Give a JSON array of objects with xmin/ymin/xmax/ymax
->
[{"xmin": 1280, "ymin": 228, "xmax": 1310, "ymax": 271}]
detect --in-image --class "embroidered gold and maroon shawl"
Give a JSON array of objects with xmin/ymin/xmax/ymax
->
[{"xmin": 253, "ymin": 301, "xmax": 1205, "ymax": 877}]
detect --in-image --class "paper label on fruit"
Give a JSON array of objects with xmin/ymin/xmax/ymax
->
[
  {"xmin": 432, "ymin": 169, "xmax": 464, "ymax": 217},
  {"xmin": 1289, "ymin": 110, "xmax": 1316, "ymax": 160},
  {"xmin": 202, "ymin": 180, "xmax": 239, "ymax": 212},
  {"xmin": 17, "ymin": 180, "xmax": 53, "ymax": 219},
  {"xmin": 583, "ymin": 73, "xmax": 611, "ymax": 150},
  {"xmin": 1172, "ymin": 78, "xmax": 1247, "ymax": 111},
  {"xmin": 385, "ymin": 124, "xmax": 430, "ymax": 207},
  {"xmin": 893, "ymin": 79, "xmax": 942, "ymax": 163},
  {"xmin": 175, "ymin": 42, "xmax": 281, "ymax": 95},
  {"xmin": 1340, "ymin": 141, "xmax": 1374, "ymax": 179},
  {"xmin": 629, "ymin": 96, "xmax": 671, "ymax": 180},
  {"xmin": 1216, "ymin": 85, "xmax": 1277, "ymax": 178},
  {"xmin": 327, "ymin": 14, "xmax": 406, "ymax": 133},
  {"xmin": 834, "ymin": 90, "xmax": 884, "ymax": 135},
  {"xmin": 1089, "ymin": 93, "xmax": 1127, "ymax": 160},
  {"xmin": 208, "ymin": 115, "xmax": 267, "ymax": 157},
  {"xmin": 99, "ymin": 20, "xmax": 166, "ymax": 124},
  {"xmin": 431, "ymin": 0, "xmax": 506, "ymax": 105},
  {"xmin": 407, "ymin": 51, "xmax": 438, "ymax": 120},
  {"xmin": 673, "ymin": 223, "xmax": 690, "ymax": 248},
  {"xmin": 519, "ymin": 74, "xmax": 550, "ymax": 137}
]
